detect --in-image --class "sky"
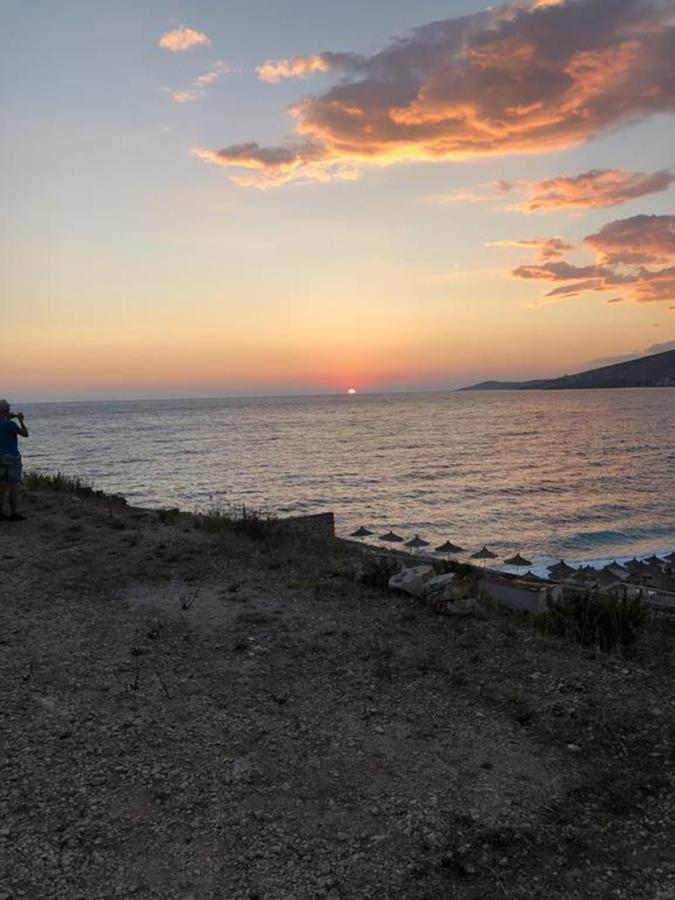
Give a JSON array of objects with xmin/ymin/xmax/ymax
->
[{"xmin": 1, "ymin": 0, "xmax": 674, "ymax": 401}]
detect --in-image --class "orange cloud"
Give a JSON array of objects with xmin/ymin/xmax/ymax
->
[
  {"xmin": 584, "ymin": 214, "xmax": 675, "ymax": 265},
  {"xmin": 190, "ymin": 144, "xmax": 360, "ymax": 188},
  {"xmin": 197, "ymin": 0, "xmax": 675, "ymax": 186},
  {"xmin": 164, "ymin": 61, "xmax": 232, "ymax": 104},
  {"xmin": 159, "ymin": 27, "xmax": 210, "ymax": 52},
  {"xmin": 510, "ymin": 214, "xmax": 675, "ymax": 304},
  {"xmin": 515, "ymin": 168, "xmax": 675, "ymax": 211},
  {"xmin": 491, "ymin": 237, "xmax": 573, "ymax": 260},
  {"xmin": 257, "ymin": 55, "xmax": 331, "ymax": 83}
]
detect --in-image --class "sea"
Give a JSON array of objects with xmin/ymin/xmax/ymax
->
[{"xmin": 20, "ymin": 389, "xmax": 675, "ymax": 573}]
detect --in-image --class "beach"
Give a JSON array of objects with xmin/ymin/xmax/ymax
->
[{"xmin": 1, "ymin": 478, "xmax": 674, "ymax": 899}]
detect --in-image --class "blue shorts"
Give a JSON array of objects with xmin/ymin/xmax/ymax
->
[{"xmin": 0, "ymin": 455, "xmax": 22, "ymax": 484}]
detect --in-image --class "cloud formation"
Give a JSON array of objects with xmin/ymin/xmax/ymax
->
[
  {"xmin": 196, "ymin": 0, "xmax": 675, "ymax": 186},
  {"xmin": 510, "ymin": 214, "xmax": 675, "ymax": 303},
  {"xmin": 191, "ymin": 144, "xmax": 361, "ymax": 188},
  {"xmin": 514, "ymin": 168, "xmax": 675, "ymax": 211},
  {"xmin": 491, "ymin": 237, "xmax": 574, "ymax": 260},
  {"xmin": 165, "ymin": 61, "xmax": 232, "ymax": 104},
  {"xmin": 257, "ymin": 55, "xmax": 332, "ymax": 83},
  {"xmin": 159, "ymin": 27, "xmax": 211, "ymax": 52}
]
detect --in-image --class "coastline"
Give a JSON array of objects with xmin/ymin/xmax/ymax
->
[{"xmin": 2, "ymin": 476, "xmax": 674, "ymax": 899}]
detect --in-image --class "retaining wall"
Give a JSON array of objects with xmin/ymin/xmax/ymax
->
[
  {"xmin": 484, "ymin": 575, "xmax": 561, "ymax": 614},
  {"xmin": 277, "ymin": 512, "xmax": 335, "ymax": 542}
]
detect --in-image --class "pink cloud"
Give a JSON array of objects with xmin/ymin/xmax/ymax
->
[
  {"xmin": 190, "ymin": 144, "xmax": 360, "ymax": 188},
  {"xmin": 159, "ymin": 27, "xmax": 211, "ymax": 52},
  {"xmin": 509, "ymin": 214, "xmax": 675, "ymax": 304},
  {"xmin": 164, "ymin": 61, "xmax": 232, "ymax": 104},
  {"xmin": 491, "ymin": 237, "xmax": 574, "ymax": 260},
  {"xmin": 197, "ymin": 0, "xmax": 675, "ymax": 186},
  {"xmin": 516, "ymin": 168, "xmax": 675, "ymax": 211},
  {"xmin": 584, "ymin": 214, "xmax": 675, "ymax": 265}
]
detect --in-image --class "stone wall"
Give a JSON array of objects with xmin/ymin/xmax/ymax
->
[{"xmin": 277, "ymin": 512, "xmax": 335, "ymax": 542}]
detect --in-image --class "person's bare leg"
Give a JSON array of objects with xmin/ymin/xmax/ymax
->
[{"xmin": 8, "ymin": 484, "xmax": 19, "ymax": 517}]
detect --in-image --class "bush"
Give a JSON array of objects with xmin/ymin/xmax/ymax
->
[
  {"xmin": 354, "ymin": 554, "xmax": 401, "ymax": 589},
  {"xmin": 535, "ymin": 587, "xmax": 645, "ymax": 655},
  {"xmin": 196, "ymin": 505, "xmax": 277, "ymax": 540}
]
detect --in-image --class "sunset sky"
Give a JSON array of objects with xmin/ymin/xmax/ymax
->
[{"xmin": 2, "ymin": 0, "xmax": 674, "ymax": 400}]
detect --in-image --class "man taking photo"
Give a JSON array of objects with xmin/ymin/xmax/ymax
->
[{"xmin": 0, "ymin": 399, "xmax": 29, "ymax": 521}]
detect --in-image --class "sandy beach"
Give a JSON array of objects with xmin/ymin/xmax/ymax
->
[{"xmin": 1, "ymin": 478, "xmax": 674, "ymax": 900}]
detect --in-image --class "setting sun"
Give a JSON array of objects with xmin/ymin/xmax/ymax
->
[{"xmin": 347, "ymin": 388, "xmax": 357, "ymax": 394}]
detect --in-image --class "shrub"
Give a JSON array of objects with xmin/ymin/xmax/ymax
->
[
  {"xmin": 24, "ymin": 470, "xmax": 96, "ymax": 496},
  {"xmin": 197, "ymin": 505, "xmax": 277, "ymax": 540},
  {"xmin": 24, "ymin": 470, "xmax": 127, "ymax": 505},
  {"xmin": 354, "ymin": 554, "xmax": 401, "ymax": 589},
  {"xmin": 535, "ymin": 587, "xmax": 645, "ymax": 655}
]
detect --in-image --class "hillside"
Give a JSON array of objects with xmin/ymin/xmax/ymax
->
[
  {"xmin": 462, "ymin": 348, "xmax": 675, "ymax": 391},
  {"xmin": 2, "ymin": 475, "xmax": 674, "ymax": 899}
]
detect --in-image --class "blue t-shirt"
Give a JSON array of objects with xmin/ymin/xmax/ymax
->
[{"xmin": 0, "ymin": 419, "xmax": 20, "ymax": 457}]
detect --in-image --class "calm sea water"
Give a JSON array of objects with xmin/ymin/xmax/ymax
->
[{"xmin": 20, "ymin": 390, "xmax": 675, "ymax": 568}]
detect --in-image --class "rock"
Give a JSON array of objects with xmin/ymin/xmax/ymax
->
[
  {"xmin": 388, "ymin": 565, "xmax": 436, "ymax": 597},
  {"xmin": 421, "ymin": 573, "xmax": 457, "ymax": 602},
  {"xmin": 444, "ymin": 597, "xmax": 477, "ymax": 617}
]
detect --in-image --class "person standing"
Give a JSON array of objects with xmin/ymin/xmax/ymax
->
[{"xmin": 0, "ymin": 399, "xmax": 29, "ymax": 521}]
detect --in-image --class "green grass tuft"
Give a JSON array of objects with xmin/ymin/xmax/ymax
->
[
  {"xmin": 535, "ymin": 587, "xmax": 645, "ymax": 656},
  {"xmin": 25, "ymin": 470, "xmax": 97, "ymax": 497}
]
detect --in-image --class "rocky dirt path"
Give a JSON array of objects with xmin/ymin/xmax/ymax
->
[{"xmin": 0, "ymin": 484, "xmax": 673, "ymax": 899}]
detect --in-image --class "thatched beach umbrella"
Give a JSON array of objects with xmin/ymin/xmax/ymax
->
[
  {"xmin": 435, "ymin": 540, "xmax": 465, "ymax": 554},
  {"xmin": 547, "ymin": 560, "xmax": 575, "ymax": 580},
  {"xmin": 646, "ymin": 554, "xmax": 665, "ymax": 569},
  {"xmin": 380, "ymin": 530, "xmax": 404, "ymax": 543},
  {"xmin": 605, "ymin": 561, "xmax": 628, "ymax": 580},
  {"xmin": 405, "ymin": 534, "xmax": 430, "ymax": 550},
  {"xmin": 471, "ymin": 546, "xmax": 497, "ymax": 568},
  {"xmin": 351, "ymin": 526, "xmax": 374, "ymax": 538},
  {"xmin": 520, "ymin": 571, "xmax": 547, "ymax": 583},
  {"xmin": 504, "ymin": 552, "xmax": 533, "ymax": 575}
]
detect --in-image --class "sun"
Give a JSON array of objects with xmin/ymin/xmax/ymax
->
[{"xmin": 347, "ymin": 388, "xmax": 357, "ymax": 394}]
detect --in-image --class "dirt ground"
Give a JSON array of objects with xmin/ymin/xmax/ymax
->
[{"xmin": 1, "ymin": 482, "xmax": 674, "ymax": 899}]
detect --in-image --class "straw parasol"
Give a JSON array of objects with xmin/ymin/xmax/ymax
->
[
  {"xmin": 380, "ymin": 530, "xmax": 404, "ymax": 543},
  {"xmin": 547, "ymin": 560, "xmax": 575, "ymax": 579},
  {"xmin": 351, "ymin": 526, "xmax": 374, "ymax": 538},
  {"xmin": 504, "ymin": 552, "xmax": 532, "ymax": 575},
  {"xmin": 471, "ymin": 546, "xmax": 497, "ymax": 568},
  {"xmin": 520, "ymin": 570, "xmax": 547, "ymax": 583},
  {"xmin": 435, "ymin": 540, "xmax": 464, "ymax": 554},
  {"xmin": 405, "ymin": 534, "xmax": 430, "ymax": 550}
]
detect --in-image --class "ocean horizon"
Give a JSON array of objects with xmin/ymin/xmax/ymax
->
[{"xmin": 20, "ymin": 388, "xmax": 675, "ymax": 572}]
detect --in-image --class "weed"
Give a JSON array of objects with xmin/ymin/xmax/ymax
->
[
  {"xmin": 197, "ymin": 505, "xmax": 277, "ymax": 540},
  {"xmin": 535, "ymin": 587, "xmax": 645, "ymax": 656},
  {"xmin": 25, "ymin": 471, "xmax": 95, "ymax": 496},
  {"xmin": 355, "ymin": 554, "xmax": 401, "ymax": 589}
]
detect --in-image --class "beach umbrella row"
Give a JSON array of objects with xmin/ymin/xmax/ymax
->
[
  {"xmin": 350, "ymin": 526, "xmax": 535, "ymax": 569},
  {"xmin": 352, "ymin": 527, "xmax": 675, "ymax": 580}
]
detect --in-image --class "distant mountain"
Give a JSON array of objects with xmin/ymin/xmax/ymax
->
[{"xmin": 461, "ymin": 349, "xmax": 675, "ymax": 391}]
